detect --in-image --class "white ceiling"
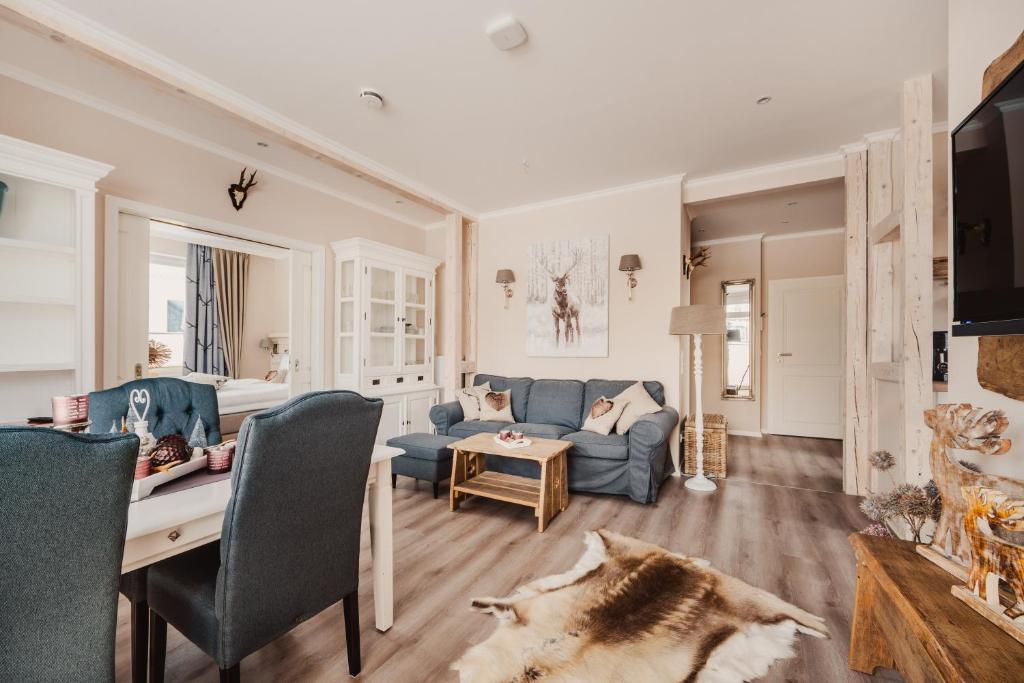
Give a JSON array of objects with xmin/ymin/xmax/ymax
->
[
  {"xmin": 689, "ymin": 179, "xmax": 845, "ymax": 240},
  {"xmin": 4, "ymin": 1, "xmax": 947, "ymax": 219}
]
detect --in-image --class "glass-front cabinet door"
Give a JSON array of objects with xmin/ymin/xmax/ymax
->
[
  {"xmin": 365, "ymin": 262, "xmax": 401, "ymax": 375},
  {"xmin": 336, "ymin": 259, "xmax": 357, "ymax": 382},
  {"xmin": 401, "ymin": 270, "xmax": 430, "ymax": 373}
]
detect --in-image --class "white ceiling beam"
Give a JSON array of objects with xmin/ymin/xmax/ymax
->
[{"xmin": 683, "ymin": 152, "xmax": 844, "ymax": 204}]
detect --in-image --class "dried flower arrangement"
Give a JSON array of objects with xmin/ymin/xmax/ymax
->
[
  {"xmin": 148, "ymin": 338, "xmax": 172, "ymax": 368},
  {"xmin": 859, "ymin": 449, "xmax": 942, "ymax": 542}
]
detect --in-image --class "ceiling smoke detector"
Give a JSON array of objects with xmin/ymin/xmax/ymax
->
[
  {"xmin": 756, "ymin": 96, "xmax": 772, "ymax": 105},
  {"xmin": 360, "ymin": 89, "xmax": 385, "ymax": 110},
  {"xmin": 486, "ymin": 16, "xmax": 528, "ymax": 51}
]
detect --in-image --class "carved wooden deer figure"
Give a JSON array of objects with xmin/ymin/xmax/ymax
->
[
  {"xmin": 540, "ymin": 250, "xmax": 581, "ymax": 346},
  {"xmin": 924, "ymin": 404, "xmax": 1016, "ymax": 567},
  {"xmin": 961, "ymin": 485, "xmax": 1024, "ymax": 618}
]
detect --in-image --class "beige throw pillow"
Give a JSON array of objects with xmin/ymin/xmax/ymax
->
[
  {"xmin": 455, "ymin": 382, "xmax": 491, "ymax": 421},
  {"xmin": 479, "ymin": 389, "xmax": 514, "ymax": 423},
  {"xmin": 581, "ymin": 396, "xmax": 630, "ymax": 436},
  {"xmin": 614, "ymin": 382, "xmax": 663, "ymax": 434}
]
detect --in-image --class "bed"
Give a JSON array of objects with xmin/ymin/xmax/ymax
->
[{"xmin": 217, "ymin": 378, "xmax": 291, "ymax": 415}]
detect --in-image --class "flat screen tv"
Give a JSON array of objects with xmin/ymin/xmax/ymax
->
[{"xmin": 952, "ymin": 59, "xmax": 1024, "ymax": 336}]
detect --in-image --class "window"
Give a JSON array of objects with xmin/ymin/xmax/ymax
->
[
  {"xmin": 149, "ymin": 255, "xmax": 186, "ymax": 374},
  {"xmin": 722, "ymin": 279, "xmax": 755, "ymax": 400}
]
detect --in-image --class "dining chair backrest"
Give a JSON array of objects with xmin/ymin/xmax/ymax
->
[
  {"xmin": 0, "ymin": 427, "xmax": 139, "ymax": 681},
  {"xmin": 89, "ymin": 377, "xmax": 222, "ymax": 444},
  {"xmin": 214, "ymin": 391, "xmax": 382, "ymax": 666}
]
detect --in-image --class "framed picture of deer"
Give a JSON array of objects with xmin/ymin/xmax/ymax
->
[{"xmin": 526, "ymin": 235, "xmax": 608, "ymax": 357}]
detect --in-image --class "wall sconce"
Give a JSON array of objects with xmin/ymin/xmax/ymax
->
[
  {"xmin": 618, "ymin": 254, "xmax": 642, "ymax": 300},
  {"xmin": 259, "ymin": 337, "xmax": 273, "ymax": 352},
  {"xmin": 495, "ymin": 269, "xmax": 515, "ymax": 309}
]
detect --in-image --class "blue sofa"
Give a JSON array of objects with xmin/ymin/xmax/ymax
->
[{"xmin": 429, "ymin": 374, "xmax": 679, "ymax": 504}]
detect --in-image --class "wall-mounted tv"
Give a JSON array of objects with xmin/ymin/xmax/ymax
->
[{"xmin": 952, "ymin": 58, "xmax": 1024, "ymax": 336}]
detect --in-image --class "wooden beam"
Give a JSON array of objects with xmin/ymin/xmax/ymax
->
[
  {"xmin": 844, "ymin": 148, "xmax": 870, "ymax": 496},
  {"xmin": 867, "ymin": 136, "xmax": 895, "ymax": 495},
  {"xmin": 443, "ymin": 213, "xmax": 464, "ymax": 401},
  {"xmin": 0, "ymin": 3, "xmax": 472, "ymax": 219},
  {"xmin": 869, "ymin": 209, "xmax": 901, "ymax": 245},
  {"xmin": 901, "ymin": 75, "xmax": 933, "ymax": 486},
  {"xmin": 462, "ymin": 219, "xmax": 478, "ymax": 373}
]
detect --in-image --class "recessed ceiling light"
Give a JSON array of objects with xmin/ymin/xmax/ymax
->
[
  {"xmin": 395, "ymin": 199, "xmax": 404, "ymax": 205},
  {"xmin": 360, "ymin": 89, "xmax": 385, "ymax": 110},
  {"xmin": 354, "ymin": 172, "xmax": 364, "ymax": 178},
  {"xmin": 781, "ymin": 220, "xmax": 790, "ymax": 224},
  {"xmin": 756, "ymin": 96, "xmax": 772, "ymax": 105},
  {"xmin": 786, "ymin": 200, "xmax": 798, "ymax": 206},
  {"xmin": 256, "ymin": 141, "xmax": 269, "ymax": 148}
]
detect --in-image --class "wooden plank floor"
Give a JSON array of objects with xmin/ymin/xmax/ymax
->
[
  {"xmin": 114, "ymin": 444, "xmax": 874, "ymax": 682},
  {"xmin": 728, "ymin": 434, "xmax": 845, "ymax": 493}
]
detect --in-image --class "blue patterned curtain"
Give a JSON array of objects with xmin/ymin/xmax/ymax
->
[{"xmin": 184, "ymin": 244, "xmax": 227, "ymax": 376}]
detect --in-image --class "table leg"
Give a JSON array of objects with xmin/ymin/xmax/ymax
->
[
  {"xmin": 848, "ymin": 563, "xmax": 894, "ymax": 674},
  {"xmin": 560, "ymin": 452, "xmax": 569, "ymax": 511},
  {"xmin": 368, "ymin": 458, "xmax": 394, "ymax": 632},
  {"xmin": 450, "ymin": 449, "xmax": 463, "ymax": 511},
  {"xmin": 538, "ymin": 460, "xmax": 551, "ymax": 533},
  {"xmin": 130, "ymin": 598, "xmax": 149, "ymax": 683}
]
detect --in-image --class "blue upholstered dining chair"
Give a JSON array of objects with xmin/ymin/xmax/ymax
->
[
  {"xmin": 0, "ymin": 427, "xmax": 139, "ymax": 681},
  {"xmin": 146, "ymin": 390, "xmax": 383, "ymax": 682},
  {"xmin": 89, "ymin": 377, "xmax": 223, "ymax": 444},
  {"xmin": 89, "ymin": 376, "xmax": 224, "ymax": 683}
]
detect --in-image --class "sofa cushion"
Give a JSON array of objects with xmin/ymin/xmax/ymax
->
[
  {"xmin": 473, "ymin": 374, "xmax": 533, "ymax": 423},
  {"xmin": 565, "ymin": 430, "xmax": 629, "ymax": 461},
  {"xmin": 582, "ymin": 380, "xmax": 664, "ymax": 425},
  {"xmin": 448, "ymin": 420, "xmax": 507, "ymax": 438},
  {"xmin": 511, "ymin": 422, "xmax": 574, "ymax": 440},
  {"xmin": 524, "ymin": 379, "xmax": 585, "ymax": 430}
]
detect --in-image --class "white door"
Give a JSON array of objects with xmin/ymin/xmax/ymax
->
[
  {"xmin": 289, "ymin": 250, "xmax": 313, "ymax": 394},
  {"xmin": 376, "ymin": 394, "xmax": 404, "ymax": 444},
  {"xmin": 113, "ymin": 212, "xmax": 150, "ymax": 386},
  {"xmin": 406, "ymin": 391, "xmax": 436, "ymax": 434},
  {"xmin": 766, "ymin": 275, "xmax": 844, "ymax": 439}
]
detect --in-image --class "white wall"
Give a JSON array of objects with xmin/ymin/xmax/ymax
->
[
  {"xmin": 239, "ymin": 255, "xmax": 290, "ymax": 379},
  {"xmin": 477, "ymin": 179, "xmax": 685, "ymax": 454},
  {"xmin": 947, "ymin": 1, "xmax": 1024, "ymax": 478}
]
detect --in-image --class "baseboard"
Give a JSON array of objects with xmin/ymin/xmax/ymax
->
[{"xmin": 728, "ymin": 430, "xmax": 763, "ymax": 438}]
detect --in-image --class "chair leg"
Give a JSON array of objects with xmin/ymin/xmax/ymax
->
[
  {"xmin": 130, "ymin": 599, "xmax": 149, "ymax": 683},
  {"xmin": 343, "ymin": 590, "xmax": 361, "ymax": 677},
  {"xmin": 391, "ymin": 473, "xmax": 397, "ymax": 488},
  {"xmin": 432, "ymin": 481, "xmax": 439, "ymax": 499},
  {"xmin": 148, "ymin": 610, "xmax": 168, "ymax": 683},
  {"xmin": 219, "ymin": 664, "xmax": 240, "ymax": 683}
]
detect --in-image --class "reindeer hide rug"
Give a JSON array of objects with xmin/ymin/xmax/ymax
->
[{"xmin": 454, "ymin": 530, "xmax": 828, "ymax": 683}]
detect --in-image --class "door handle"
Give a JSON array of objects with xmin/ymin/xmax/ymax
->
[{"xmin": 778, "ymin": 352, "xmax": 793, "ymax": 357}]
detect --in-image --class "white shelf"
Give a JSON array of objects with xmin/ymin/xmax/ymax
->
[
  {"xmin": 0, "ymin": 236, "xmax": 75, "ymax": 255},
  {"xmin": 0, "ymin": 362, "xmax": 76, "ymax": 373},
  {"xmin": 0, "ymin": 295, "xmax": 75, "ymax": 306}
]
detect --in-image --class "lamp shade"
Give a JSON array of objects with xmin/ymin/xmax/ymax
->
[
  {"xmin": 668, "ymin": 304, "xmax": 726, "ymax": 336},
  {"xmin": 618, "ymin": 254, "xmax": 641, "ymax": 271},
  {"xmin": 495, "ymin": 269, "xmax": 515, "ymax": 284}
]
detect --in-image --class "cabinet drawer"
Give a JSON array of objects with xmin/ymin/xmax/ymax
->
[{"xmin": 122, "ymin": 512, "xmax": 224, "ymax": 573}]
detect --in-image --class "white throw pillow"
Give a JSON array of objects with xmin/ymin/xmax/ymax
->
[
  {"xmin": 455, "ymin": 382, "xmax": 491, "ymax": 421},
  {"xmin": 182, "ymin": 372, "xmax": 229, "ymax": 390},
  {"xmin": 582, "ymin": 396, "xmax": 630, "ymax": 436},
  {"xmin": 614, "ymin": 382, "xmax": 663, "ymax": 434},
  {"xmin": 479, "ymin": 389, "xmax": 514, "ymax": 423}
]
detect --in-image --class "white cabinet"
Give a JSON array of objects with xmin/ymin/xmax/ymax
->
[
  {"xmin": 331, "ymin": 238, "xmax": 441, "ymax": 441},
  {"xmin": 0, "ymin": 135, "xmax": 112, "ymax": 421}
]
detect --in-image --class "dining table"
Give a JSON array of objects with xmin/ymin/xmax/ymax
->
[{"xmin": 120, "ymin": 443, "xmax": 403, "ymax": 682}]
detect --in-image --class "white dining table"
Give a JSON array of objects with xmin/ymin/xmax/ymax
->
[{"xmin": 122, "ymin": 444, "xmax": 403, "ymax": 632}]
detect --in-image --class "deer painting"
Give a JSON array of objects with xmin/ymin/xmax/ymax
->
[{"xmin": 539, "ymin": 249, "xmax": 581, "ymax": 346}]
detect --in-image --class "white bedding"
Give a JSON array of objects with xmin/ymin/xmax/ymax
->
[{"xmin": 217, "ymin": 378, "xmax": 290, "ymax": 414}]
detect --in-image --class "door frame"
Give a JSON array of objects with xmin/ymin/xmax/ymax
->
[
  {"xmin": 103, "ymin": 195, "xmax": 325, "ymax": 390},
  {"xmin": 765, "ymin": 274, "xmax": 845, "ymax": 439}
]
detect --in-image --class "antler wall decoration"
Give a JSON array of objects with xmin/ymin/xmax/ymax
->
[
  {"xmin": 228, "ymin": 167, "xmax": 258, "ymax": 211},
  {"xmin": 682, "ymin": 246, "xmax": 710, "ymax": 279}
]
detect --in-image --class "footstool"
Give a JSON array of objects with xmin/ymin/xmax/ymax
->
[{"xmin": 386, "ymin": 433, "xmax": 459, "ymax": 499}]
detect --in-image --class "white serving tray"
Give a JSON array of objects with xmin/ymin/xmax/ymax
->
[
  {"xmin": 131, "ymin": 448, "xmax": 206, "ymax": 502},
  {"xmin": 493, "ymin": 436, "xmax": 532, "ymax": 450}
]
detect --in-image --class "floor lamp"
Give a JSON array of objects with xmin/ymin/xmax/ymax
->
[{"xmin": 669, "ymin": 304, "xmax": 726, "ymax": 492}]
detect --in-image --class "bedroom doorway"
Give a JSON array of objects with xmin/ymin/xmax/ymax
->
[{"xmin": 103, "ymin": 197, "xmax": 324, "ymax": 414}]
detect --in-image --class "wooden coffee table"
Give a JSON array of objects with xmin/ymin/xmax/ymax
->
[{"xmin": 447, "ymin": 432, "xmax": 570, "ymax": 532}]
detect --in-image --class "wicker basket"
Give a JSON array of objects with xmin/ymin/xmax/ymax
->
[{"xmin": 683, "ymin": 413, "xmax": 727, "ymax": 479}]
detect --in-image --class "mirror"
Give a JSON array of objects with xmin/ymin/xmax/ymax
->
[{"xmin": 722, "ymin": 279, "xmax": 754, "ymax": 400}]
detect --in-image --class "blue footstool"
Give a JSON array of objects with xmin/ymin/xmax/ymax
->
[{"xmin": 386, "ymin": 433, "xmax": 459, "ymax": 499}]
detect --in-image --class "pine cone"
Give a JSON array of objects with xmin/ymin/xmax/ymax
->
[{"xmin": 150, "ymin": 434, "xmax": 190, "ymax": 468}]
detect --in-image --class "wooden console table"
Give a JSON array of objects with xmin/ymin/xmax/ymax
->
[{"xmin": 849, "ymin": 533, "xmax": 1024, "ymax": 681}]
